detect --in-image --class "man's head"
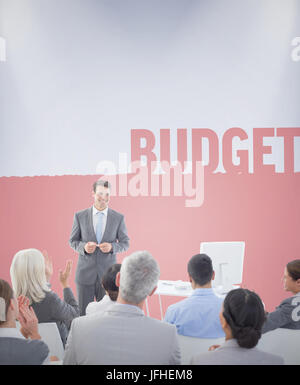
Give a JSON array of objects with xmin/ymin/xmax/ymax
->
[
  {"xmin": 92, "ymin": 179, "xmax": 111, "ymax": 211},
  {"xmin": 187, "ymin": 253, "xmax": 214, "ymax": 288},
  {"xmin": 117, "ymin": 251, "xmax": 160, "ymax": 305},
  {"xmin": 102, "ymin": 263, "xmax": 121, "ymax": 301},
  {"xmin": 0, "ymin": 279, "xmax": 18, "ymax": 326}
]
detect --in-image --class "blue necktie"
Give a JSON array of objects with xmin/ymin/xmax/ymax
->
[{"xmin": 96, "ymin": 212, "xmax": 104, "ymax": 244}]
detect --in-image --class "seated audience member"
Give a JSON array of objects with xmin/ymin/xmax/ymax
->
[
  {"xmin": 262, "ymin": 259, "xmax": 300, "ymax": 333},
  {"xmin": 164, "ymin": 254, "xmax": 225, "ymax": 338},
  {"xmin": 63, "ymin": 251, "xmax": 181, "ymax": 365},
  {"xmin": 10, "ymin": 248, "xmax": 80, "ymax": 346},
  {"xmin": 0, "ymin": 279, "xmax": 50, "ymax": 365},
  {"xmin": 190, "ymin": 288, "xmax": 284, "ymax": 365},
  {"xmin": 86, "ymin": 263, "xmax": 121, "ymax": 316}
]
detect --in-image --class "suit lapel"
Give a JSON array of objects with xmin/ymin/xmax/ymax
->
[
  {"xmin": 101, "ymin": 208, "xmax": 113, "ymax": 242},
  {"xmin": 88, "ymin": 206, "xmax": 98, "ymax": 242}
]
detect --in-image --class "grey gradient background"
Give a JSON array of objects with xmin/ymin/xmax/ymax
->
[{"xmin": 0, "ymin": 0, "xmax": 299, "ymax": 176}]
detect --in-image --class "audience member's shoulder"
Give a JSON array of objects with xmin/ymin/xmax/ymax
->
[
  {"xmin": 73, "ymin": 312, "xmax": 101, "ymax": 327},
  {"xmin": 166, "ymin": 298, "xmax": 186, "ymax": 312},
  {"xmin": 145, "ymin": 315, "xmax": 178, "ymax": 331},
  {"xmin": 280, "ymin": 294, "xmax": 298, "ymax": 306},
  {"xmin": 85, "ymin": 301, "xmax": 98, "ymax": 315},
  {"xmin": 260, "ymin": 350, "xmax": 284, "ymax": 365},
  {"xmin": 191, "ymin": 347, "xmax": 284, "ymax": 366},
  {"xmin": 25, "ymin": 339, "xmax": 50, "ymax": 362},
  {"xmin": 32, "ymin": 290, "xmax": 55, "ymax": 307},
  {"xmin": 44, "ymin": 289, "xmax": 60, "ymax": 303}
]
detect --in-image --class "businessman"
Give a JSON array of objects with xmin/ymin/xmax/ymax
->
[
  {"xmin": 63, "ymin": 251, "xmax": 181, "ymax": 365},
  {"xmin": 69, "ymin": 179, "xmax": 130, "ymax": 315}
]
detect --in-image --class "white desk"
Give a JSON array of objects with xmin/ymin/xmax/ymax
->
[{"xmin": 149, "ymin": 280, "xmax": 239, "ymax": 320}]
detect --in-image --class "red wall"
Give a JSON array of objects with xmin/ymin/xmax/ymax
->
[{"xmin": 1, "ymin": 173, "xmax": 299, "ymax": 317}]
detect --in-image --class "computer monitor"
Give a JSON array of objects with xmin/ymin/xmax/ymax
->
[{"xmin": 200, "ymin": 241, "xmax": 245, "ymax": 293}]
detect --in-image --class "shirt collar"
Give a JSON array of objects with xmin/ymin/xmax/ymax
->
[
  {"xmin": 0, "ymin": 328, "xmax": 25, "ymax": 339},
  {"xmin": 192, "ymin": 288, "xmax": 214, "ymax": 296},
  {"xmin": 93, "ymin": 206, "xmax": 108, "ymax": 217},
  {"xmin": 105, "ymin": 303, "xmax": 145, "ymax": 317}
]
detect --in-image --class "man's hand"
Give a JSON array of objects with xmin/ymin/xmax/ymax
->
[
  {"xmin": 98, "ymin": 242, "xmax": 112, "ymax": 253},
  {"xmin": 84, "ymin": 242, "xmax": 98, "ymax": 254},
  {"xmin": 208, "ymin": 344, "xmax": 221, "ymax": 351},
  {"xmin": 59, "ymin": 260, "xmax": 73, "ymax": 289}
]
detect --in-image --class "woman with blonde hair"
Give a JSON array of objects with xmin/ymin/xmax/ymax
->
[{"xmin": 10, "ymin": 248, "xmax": 79, "ymax": 346}]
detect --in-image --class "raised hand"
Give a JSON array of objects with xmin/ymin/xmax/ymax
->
[
  {"xmin": 18, "ymin": 300, "xmax": 40, "ymax": 340},
  {"xmin": 17, "ymin": 295, "xmax": 30, "ymax": 309},
  {"xmin": 42, "ymin": 249, "xmax": 53, "ymax": 283},
  {"xmin": 59, "ymin": 260, "xmax": 73, "ymax": 289}
]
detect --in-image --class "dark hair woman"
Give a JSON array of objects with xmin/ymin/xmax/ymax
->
[
  {"xmin": 190, "ymin": 288, "xmax": 284, "ymax": 365},
  {"xmin": 262, "ymin": 259, "xmax": 300, "ymax": 333}
]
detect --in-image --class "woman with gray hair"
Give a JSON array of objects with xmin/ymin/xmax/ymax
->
[{"xmin": 10, "ymin": 248, "xmax": 79, "ymax": 346}]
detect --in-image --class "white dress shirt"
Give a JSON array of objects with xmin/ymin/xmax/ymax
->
[
  {"xmin": 92, "ymin": 206, "xmax": 108, "ymax": 238},
  {"xmin": 85, "ymin": 295, "xmax": 115, "ymax": 316},
  {"xmin": 0, "ymin": 327, "xmax": 25, "ymax": 339}
]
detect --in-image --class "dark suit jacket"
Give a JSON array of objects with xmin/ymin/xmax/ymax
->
[
  {"xmin": 31, "ymin": 288, "xmax": 80, "ymax": 347},
  {"xmin": 69, "ymin": 206, "xmax": 129, "ymax": 285}
]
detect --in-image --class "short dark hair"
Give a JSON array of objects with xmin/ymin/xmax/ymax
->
[
  {"xmin": 93, "ymin": 179, "xmax": 111, "ymax": 193},
  {"xmin": 0, "ymin": 279, "xmax": 14, "ymax": 325},
  {"xmin": 101, "ymin": 264, "xmax": 121, "ymax": 301},
  {"xmin": 222, "ymin": 288, "xmax": 266, "ymax": 349},
  {"xmin": 286, "ymin": 260, "xmax": 300, "ymax": 281},
  {"xmin": 187, "ymin": 254, "xmax": 213, "ymax": 286}
]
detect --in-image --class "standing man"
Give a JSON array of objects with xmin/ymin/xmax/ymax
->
[{"xmin": 69, "ymin": 179, "xmax": 130, "ymax": 315}]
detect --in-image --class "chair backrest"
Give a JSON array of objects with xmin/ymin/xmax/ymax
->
[
  {"xmin": 178, "ymin": 334, "xmax": 225, "ymax": 364},
  {"xmin": 257, "ymin": 328, "xmax": 300, "ymax": 365},
  {"xmin": 37, "ymin": 323, "xmax": 65, "ymax": 360},
  {"xmin": 15, "ymin": 321, "xmax": 64, "ymax": 361}
]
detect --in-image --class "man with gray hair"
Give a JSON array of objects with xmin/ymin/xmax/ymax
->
[{"xmin": 63, "ymin": 251, "xmax": 181, "ymax": 365}]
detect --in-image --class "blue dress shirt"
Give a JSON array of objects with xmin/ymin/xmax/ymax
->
[{"xmin": 164, "ymin": 288, "xmax": 225, "ymax": 338}]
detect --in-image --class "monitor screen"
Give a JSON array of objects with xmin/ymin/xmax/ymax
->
[{"xmin": 200, "ymin": 241, "xmax": 245, "ymax": 290}]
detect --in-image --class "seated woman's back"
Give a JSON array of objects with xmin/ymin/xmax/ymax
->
[
  {"xmin": 31, "ymin": 288, "xmax": 79, "ymax": 346},
  {"xmin": 191, "ymin": 288, "xmax": 284, "ymax": 365},
  {"xmin": 191, "ymin": 338, "xmax": 283, "ymax": 365}
]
